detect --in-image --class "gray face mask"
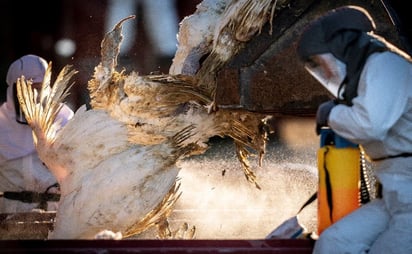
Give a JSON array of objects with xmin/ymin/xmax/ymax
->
[{"xmin": 304, "ymin": 53, "xmax": 347, "ymax": 99}]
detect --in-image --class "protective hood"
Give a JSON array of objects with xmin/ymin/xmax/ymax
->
[
  {"xmin": 297, "ymin": 5, "xmax": 376, "ymax": 62},
  {"xmin": 6, "ymin": 54, "xmax": 47, "ymax": 87},
  {"xmin": 4, "ymin": 55, "xmax": 48, "ymax": 124},
  {"xmin": 297, "ymin": 5, "xmax": 388, "ymax": 105},
  {"xmin": 0, "ymin": 54, "xmax": 73, "ymax": 161}
]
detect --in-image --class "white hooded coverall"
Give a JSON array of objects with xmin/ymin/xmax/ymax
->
[
  {"xmin": 313, "ymin": 51, "xmax": 412, "ymax": 253},
  {"xmin": 0, "ymin": 56, "xmax": 73, "ymax": 213}
]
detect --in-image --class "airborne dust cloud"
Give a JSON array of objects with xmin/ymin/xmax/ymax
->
[{"xmin": 137, "ymin": 117, "xmax": 320, "ymax": 239}]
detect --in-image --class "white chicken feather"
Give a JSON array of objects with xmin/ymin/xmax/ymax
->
[
  {"xmin": 16, "ymin": 3, "xmax": 275, "ymax": 239},
  {"xmin": 16, "ymin": 64, "xmax": 193, "ymax": 239},
  {"xmin": 89, "ymin": 16, "xmax": 271, "ymax": 188},
  {"xmin": 178, "ymin": 0, "xmax": 283, "ymax": 105}
]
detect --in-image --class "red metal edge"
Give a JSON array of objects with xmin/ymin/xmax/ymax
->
[{"xmin": 0, "ymin": 239, "xmax": 314, "ymax": 253}]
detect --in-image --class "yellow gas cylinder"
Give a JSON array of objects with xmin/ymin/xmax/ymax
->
[{"xmin": 317, "ymin": 128, "xmax": 360, "ymax": 235}]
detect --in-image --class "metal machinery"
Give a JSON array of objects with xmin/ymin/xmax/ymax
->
[{"xmin": 215, "ymin": 0, "xmax": 408, "ymax": 116}]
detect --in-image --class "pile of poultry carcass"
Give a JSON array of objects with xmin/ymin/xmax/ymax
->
[{"xmin": 16, "ymin": 0, "xmax": 281, "ymax": 239}]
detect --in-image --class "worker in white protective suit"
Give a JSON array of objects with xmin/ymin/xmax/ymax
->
[
  {"xmin": 0, "ymin": 54, "xmax": 74, "ymax": 213},
  {"xmin": 297, "ymin": 5, "xmax": 412, "ymax": 254}
]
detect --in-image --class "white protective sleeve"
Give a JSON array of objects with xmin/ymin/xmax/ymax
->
[{"xmin": 328, "ymin": 52, "xmax": 412, "ymax": 158}]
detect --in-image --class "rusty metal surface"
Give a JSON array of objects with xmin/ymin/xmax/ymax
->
[
  {"xmin": 0, "ymin": 239, "xmax": 315, "ymax": 253},
  {"xmin": 0, "ymin": 212, "xmax": 55, "ymax": 240},
  {"xmin": 216, "ymin": 0, "xmax": 404, "ymax": 116},
  {"xmin": 0, "ymin": 212, "xmax": 314, "ymax": 253}
]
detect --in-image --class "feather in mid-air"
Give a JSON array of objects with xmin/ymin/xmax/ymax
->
[
  {"xmin": 89, "ymin": 15, "xmax": 271, "ymax": 188},
  {"xmin": 16, "ymin": 0, "xmax": 280, "ymax": 239}
]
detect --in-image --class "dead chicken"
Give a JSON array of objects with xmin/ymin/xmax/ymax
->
[
  {"xmin": 89, "ymin": 16, "xmax": 272, "ymax": 188},
  {"xmin": 16, "ymin": 64, "xmax": 193, "ymax": 239},
  {"xmin": 16, "ymin": 1, "xmax": 275, "ymax": 238}
]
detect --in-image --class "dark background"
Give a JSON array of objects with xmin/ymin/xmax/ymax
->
[{"xmin": 0, "ymin": 0, "xmax": 202, "ymax": 110}]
